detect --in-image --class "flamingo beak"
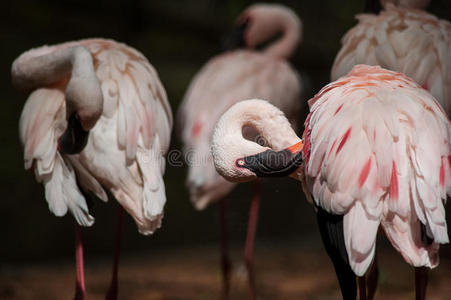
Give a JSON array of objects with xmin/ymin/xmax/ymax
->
[
  {"xmin": 221, "ymin": 18, "xmax": 250, "ymax": 51},
  {"xmin": 58, "ymin": 113, "xmax": 90, "ymax": 154},
  {"xmin": 364, "ymin": 0, "xmax": 382, "ymax": 13},
  {"xmin": 236, "ymin": 141, "xmax": 303, "ymax": 177}
]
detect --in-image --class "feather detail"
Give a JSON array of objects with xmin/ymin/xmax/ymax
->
[
  {"xmin": 19, "ymin": 88, "xmax": 94, "ymax": 226},
  {"xmin": 331, "ymin": 5, "xmax": 451, "ymax": 116},
  {"xmin": 44, "ymin": 153, "xmax": 94, "ymax": 226},
  {"xmin": 16, "ymin": 39, "xmax": 173, "ymax": 234},
  {"xmin": 304, "ymin": 65, "xmax": 450, "ymax": 274}
]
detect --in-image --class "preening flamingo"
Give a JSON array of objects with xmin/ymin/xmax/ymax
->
[
  {"xmin": 12, "ymin": 38, "xmax": 173, "ymax": 300},
  {"xmin": 178, "ymin": 4, "xmax": 301, "ymax": 293},
  {"xmin": 331, "ymin": 0, "xmax": 451, "ymax": 116},
  {"xmin": 177, "ymin": 4, "xmax": 302, "ymax": 297},
  {"xmin": 211, "ymin": 65, "xmax": 450, "ymax": 300}
]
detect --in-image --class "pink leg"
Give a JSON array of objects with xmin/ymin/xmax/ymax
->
[
  {"xmin": 220, "ymin": 198, "xmax": 231, "ymax": 299},
  {"xmin": 244, "ymin": 181, "xmax": 261, "ymax": 300},
  {"xmin": 74, "ymin": 223, "xmax": 86, "ymax": 300},
  {"xmin": 358, "ymin": 276, "xmax": 367, "ymax": 300},
  {"xmin": 105, "ymin": 206, "xmax": 124, "ymax": 300},
  {"xmin": 415, "ymin": 267, "xmax": 428, "ymax": 300}
]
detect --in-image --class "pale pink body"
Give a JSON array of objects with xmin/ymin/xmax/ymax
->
[
  {"xmin": 211, "ymin": 65, "xmax": 451, "ymax": 276},
  {"xmin": 331, "ymin": 4, "xmax": 451, "ymax": 115},
  {"xmin": 16, "ymin": 39, "xmax": 173, "ymax": 234},
  {"xmin": 178, "ymin": 4, "xmax": 303, "ymax": 209},
  {"xmin": 303, "ymin": 65, "xmax": 450, "ymax": 275}
]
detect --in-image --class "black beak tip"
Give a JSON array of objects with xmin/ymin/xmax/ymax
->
[
  {"xmin": 58, "ymin": 113, "xmax": 89, "ymax": 155},
  {"xmin": 238, "ymin": 148, "xmax": 303, "ymax": 178},
  {"xmin": 220, "ymin": 19, "xmax": 249, "ymax": 51},
  {"xmin": 364, "ymin": 0, "xmax": 382, "ymax": 14}
]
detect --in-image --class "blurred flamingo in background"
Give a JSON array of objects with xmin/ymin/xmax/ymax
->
[
  {"xmin": 332, "ymin": 0, "xmax": 451, "ymax": 116},
  {"xmin": 211, "ymin": 65, "xmax": 450, "ymax": 300},
  {"xmin": 12, "ymin": 38, "xmax": 173, "ymax": 300},
  {"xmin": 177, "ymin": 4, "xmax": 303, "ymax": 298}
]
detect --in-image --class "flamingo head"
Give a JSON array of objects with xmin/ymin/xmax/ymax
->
[
  {"xmin": 222, "ymin": 4, "xmax": 301, "ymax": 55},
  {"xmin": 211, "ymin": 99, "xmax": 303, "ymax": 183},
  {"xmin": 59, "ymin": 54, "xmax": 103, "ymax": 154}
]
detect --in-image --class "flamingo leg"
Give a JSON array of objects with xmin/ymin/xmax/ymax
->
[
  {"xmin": 74, "ymin": 223, "xmax": 86, "ymax": 300},
  {"xmin": 415, "ymin": 267, "xmax": 428, "ymax": 300},
  {"xmin": 244, "ymin": 181, "xmax": 261, "ymax": 300},
  {"xmin": 358, "ymin": 276, "xmax": 367, "ymax": 300},
  {"xmin": 366, "ymin": 250, "xmax": 379, "ymax": 300},
  {"xmin": 105, "ymin": 206, "xmax": 124, "ymax": 300},
  {"xmin": 219, "ymin": 198, "xmax": 231, "ymax": 299},
  {"xmin": 316, "ymin": 205, "xmax": 357, "ymax": 300}
]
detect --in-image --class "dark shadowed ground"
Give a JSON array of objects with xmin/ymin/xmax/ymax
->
[{"xmin": 2, "ymin": 237, "xmax": 451, "ymax": 299}]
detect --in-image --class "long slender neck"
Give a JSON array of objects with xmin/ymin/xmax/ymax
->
[
  {"xmin": 263, "ymin": 11, "xmax": 302, "ymax": 59},
  {"xmin": 12, "ymin": 43, "xmax": 103, "ymax": 130},
  {"xmin": 12, "ymin": 45, "xmax": 95, "ymax": 93}
]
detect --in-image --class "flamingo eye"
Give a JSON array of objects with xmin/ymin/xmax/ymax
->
[{"xmin": 236, "ymin": 159, "xmax": 245, "ymax": 167}]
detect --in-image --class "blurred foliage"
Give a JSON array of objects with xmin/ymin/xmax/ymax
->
[{"xmin": 0, "ymin": 0, "xmax": 450, "ymax": 264}]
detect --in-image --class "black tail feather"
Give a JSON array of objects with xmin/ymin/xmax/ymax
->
[{"xmin": 316, "ymin": 204, "xmax": 357, "ymax": 300}]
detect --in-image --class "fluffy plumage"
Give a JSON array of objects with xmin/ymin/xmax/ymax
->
[
  {"xmin": 304, "ymin": 65, "xmax": 450, "ymax": 275},
  {"xmin": 17, "ymin": 39, "xmax": 173, "ymax": 234},
  {"xmin": 331, "ymin": 4, "xmax": 451, "ymax": 116}
]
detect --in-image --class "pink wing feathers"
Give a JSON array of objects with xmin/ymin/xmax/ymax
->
[
  {"xmin": 303, "ymin": 65, "xmax": 450, "ymax": 275},
  {"xmin": 82, "ymin": 39, "xmax": 173, "ymax": 234},
  {"xmin": 331, "ymin": 5, "xmax": 451, "ymax": 115},
  {"xmin": 17, "ymin": 39, "xmax": 173, "ymax": 234},
  {"xmin": 19, "ymin": 88, "xmax": 95, "ymax": 226}
]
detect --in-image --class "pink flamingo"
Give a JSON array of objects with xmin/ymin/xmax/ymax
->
[
  {"xmin": 211, "ymin": 65, "xmax": 450, "ymax": 300},
  {"xmin": 12, "ymin": 38, "xmax": 173, "ymax": 300},
  {"xmin": 177, "ymin": 4, "xmax": 303, "ymax": 298},
  {"xmin": 332, "ymin": 0, "xmax": 451, "ymax": 116}
]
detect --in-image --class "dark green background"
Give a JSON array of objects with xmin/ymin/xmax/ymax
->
[{"xmin": 1, "ymin": 0, "xmax": 450, "ymax": 265}]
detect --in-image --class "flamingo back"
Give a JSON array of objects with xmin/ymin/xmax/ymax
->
[
  {"xmin": 331, "ymin": 5, "xmax": 451, "ymax": 116},
  {"xmin": 303, "ymin": 65, "xmax": 450, "ymax": 275}
]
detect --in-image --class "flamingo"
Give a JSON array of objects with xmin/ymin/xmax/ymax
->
[
  {"xmin": 331, "ymin": 0, "xmax": 451, "ymax": 116},
  {"xmin": 12, "ymin": 38, "xmax": 173, "ymax": 300},
  {"xmin": 211, "ymin": 65, "xmax": 450, "ymax": 300},
  {"xmin": 177, "ymin": 4, "xmax": 302, "ymax": 297}
]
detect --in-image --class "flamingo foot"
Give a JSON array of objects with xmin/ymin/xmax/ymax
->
[
  {"xmin": 74, "ymin": 287, "xmax": 85, "ymax": 300},
  {"xmin": 105, "ymin": 284, "xmax": 118, "ymax": 300}
]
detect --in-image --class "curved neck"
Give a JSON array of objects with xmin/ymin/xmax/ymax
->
[
  {"xmin": 213, "ymin": 99, "xmax": 301, "ymax": 155},
  {"xmin": 12, "ymin": 45, "xmax": 95, "ymax": 93},
  {"xmin": 12, "ymin": 43, "xmax": 103, "ymax": 130},
  {"xmin": 211, "ymin": 99, "xmax": 301, "ymax": 182},
  {"xmin": 263, "ymin": 10, "xmax": 302, "ymax": 59}
]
